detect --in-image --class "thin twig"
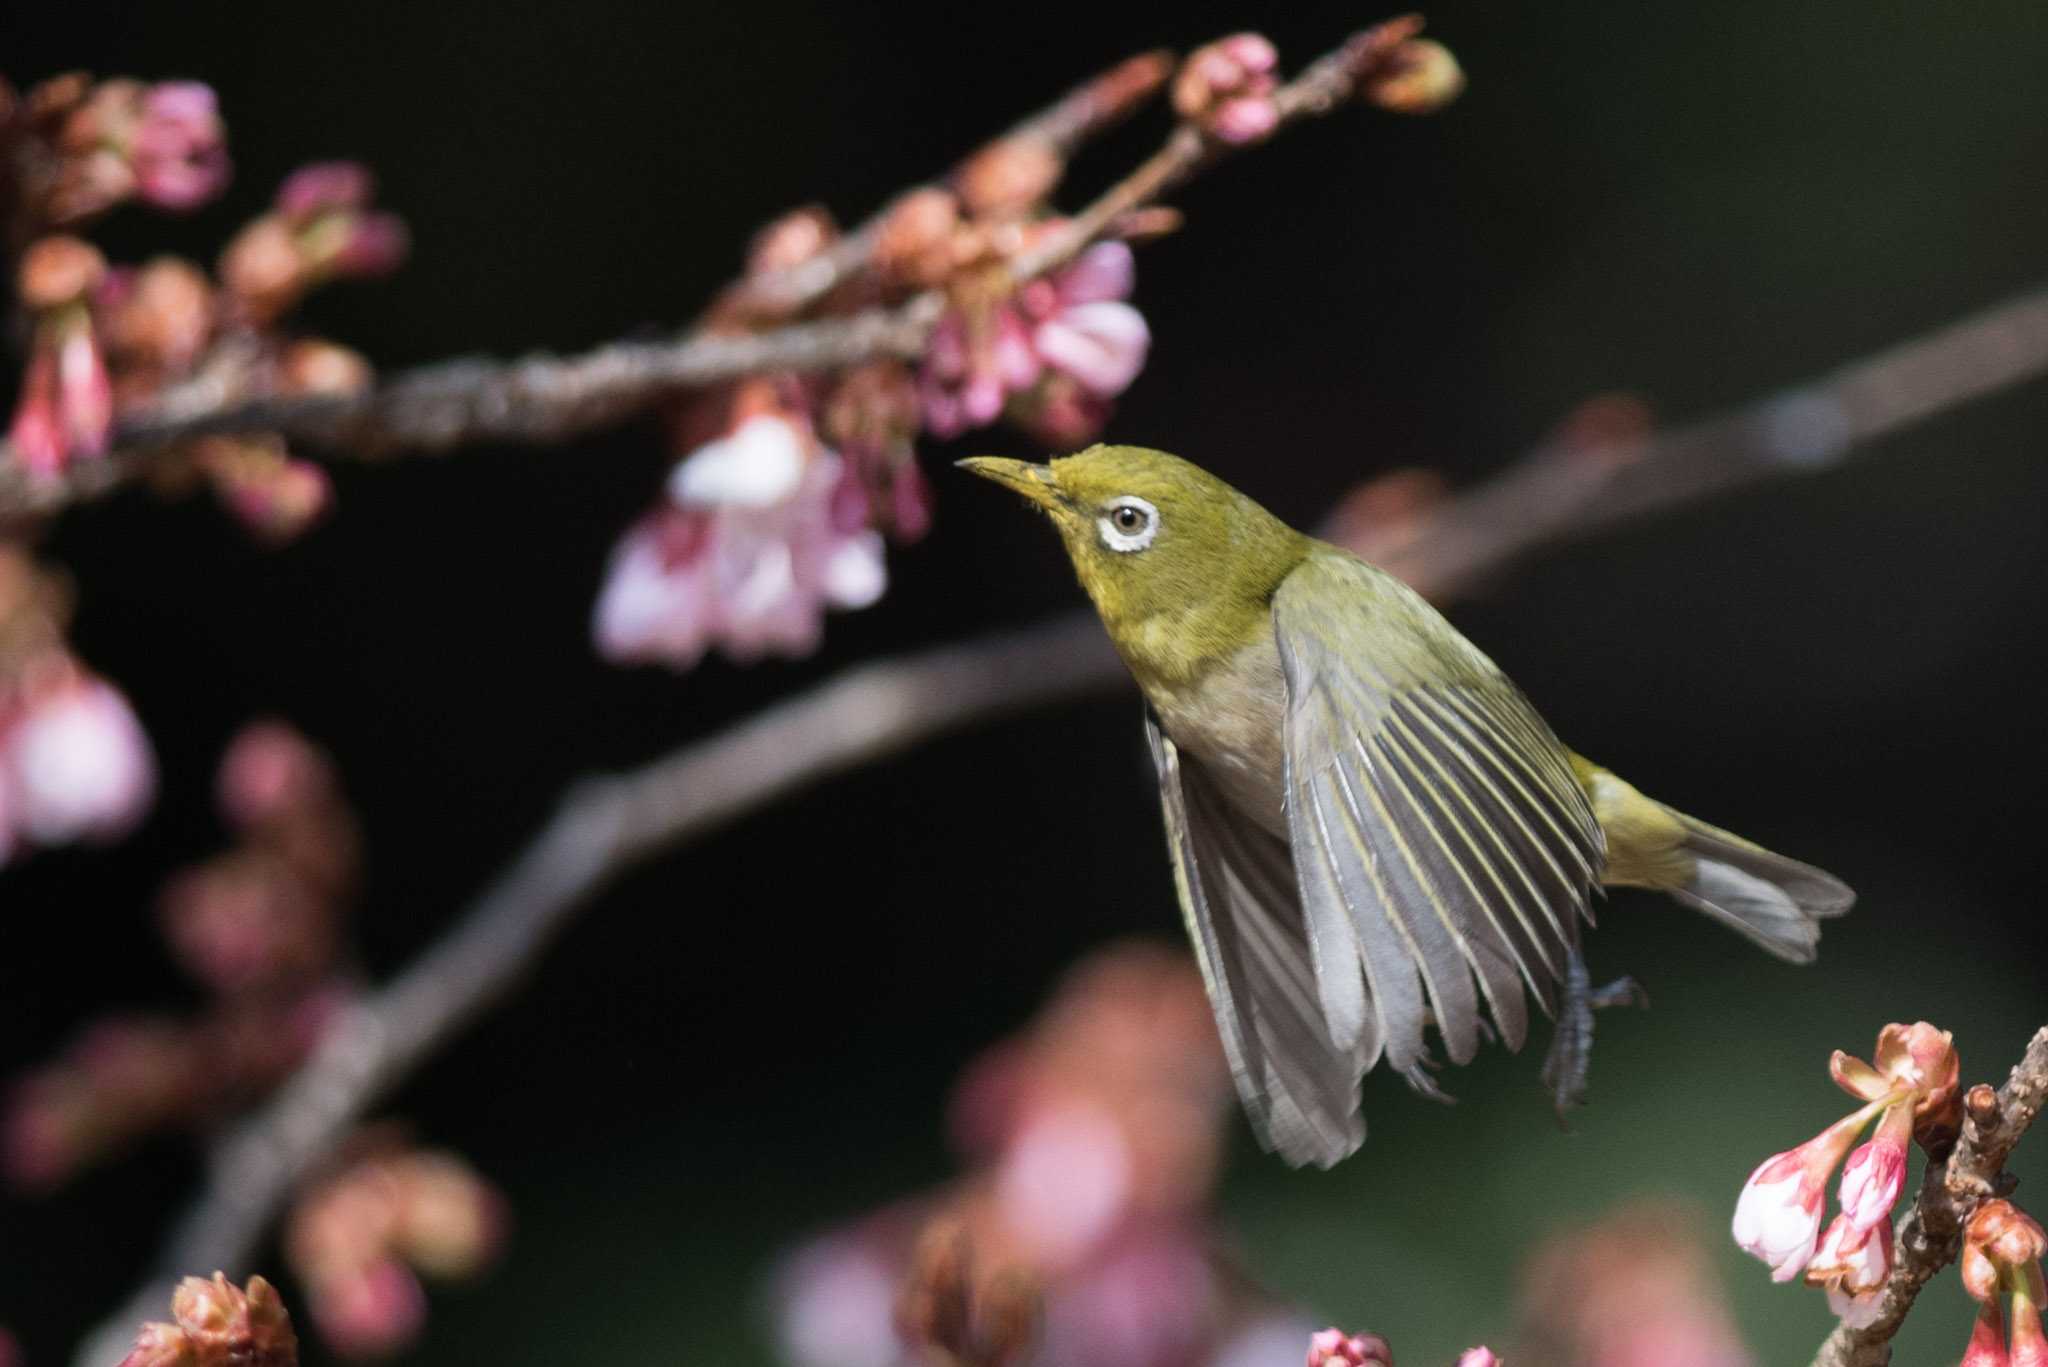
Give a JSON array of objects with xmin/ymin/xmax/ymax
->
[
  {"xmin": 72, "ymin": 276, "xmax": 2048, "ymax": 1365},
  {"xmin": 3, "ymin": 21, "xmax": 1412, "ymax": 525},
  {"xmin": 1811, "ymin": 1026, "xmax": 2048, "ymax": 1367}
]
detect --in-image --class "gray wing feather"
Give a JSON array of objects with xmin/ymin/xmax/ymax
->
[
  {"xmin": 1273, "ymin": 551, "xmax": 1606, "ymax": 1083},
  {"xmin": 1146, "ymin": 714, "xmax": 1368, "ymax": 1167}
]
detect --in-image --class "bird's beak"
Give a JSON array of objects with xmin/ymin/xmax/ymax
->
[{"xmin": 956, "ymin": 456, "xmax": 1065, "ymax": 512}]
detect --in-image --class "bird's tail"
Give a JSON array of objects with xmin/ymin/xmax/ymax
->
[{"xmin": 1659, "ymin": 808, "xmax": 1855, "ymax": 964}]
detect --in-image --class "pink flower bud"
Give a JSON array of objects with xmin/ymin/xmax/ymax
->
[
  {"xmin": 1172, "ymin": 34, "xmax": 1281, "ymax": 144},
  {"xmin": 310, "ymin": 1259, "xmax": 425, "ymax": 1358},
  {"xmin": 18, "ymin": 235, "xmax": 107, "ymax": 309},
  {"xmin": 4, "ymin": 674, "xmax": 156, "ymax": 844},
  {"xmin": 1306, "ymin": 1327, "xmax": 1393, "ymax": 1366},
  {"xmin": 1837, "ymin": 1106, "xmax": 1910, "ymax": 1239},
  {"xmin": 1454, "ymin": 1351, "xmax": 1502, "ymax": 1367},
  {"xmin": 1962, "ymin": 1296, "xmax": 2010, "ymax": 1367},
  {"xmin": 330, "ymin": 212, "xmax": 409, "ymax": 278},
  {"xmin": 1966, "ymin": 1201, "xmax": 2048, "ymax": 1301},
  {"xmin": 131, "ymin": 82, "xmax": 230, "ymax": 210},
  {"xmin": 277, "ymin": 162, "xmax": 374, "ymax": 224}
]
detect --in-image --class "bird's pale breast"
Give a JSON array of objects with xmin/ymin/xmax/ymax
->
[{"xmin": 1145, "ymin": 633, "xmax": 1291, "ymax": 836}]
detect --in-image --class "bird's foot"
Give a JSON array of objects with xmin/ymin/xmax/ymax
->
[{"xmin": 1539, "ymin": 949, "xmax": 1648, "ymax": 1122}]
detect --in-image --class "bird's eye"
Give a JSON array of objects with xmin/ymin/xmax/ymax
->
[{"xmin": 1097, "ymin": 496, "xmax": 1159, "ymax": 553}]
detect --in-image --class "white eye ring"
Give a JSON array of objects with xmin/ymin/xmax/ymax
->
[{"xmin": 1097, "ymin": 496, "xmax": 1159, "ymax": 553}]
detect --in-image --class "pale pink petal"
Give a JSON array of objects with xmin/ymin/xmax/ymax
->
[
  {"xmin": 591, "ymin": 516, "xmax": 715, "ymax": 666},
  {"xmin": 1732, "ymin": 1158, "xmax": 1822, "ymax": 1281},
  {"xmin": 1054, "ymin": 240, "xmax": 1136, "ymax": 306},
  {"xmin": 668, "ymin": 414, "xmax": 809, "ymax": 509},
  {"xmin": 996, "ymin": 1104, "xmax": 1131, "ymax": 1267},
  {"xmin": 5, "ymin": 677, "xmax": 156, "ymax": 844},
  {"xmin": 1034, "ymin": 300, "xmax": 1151, "ymax": 396},
  {"xmin": 819, "ymin": 531, "xmax": 887, "ymax": 610}
]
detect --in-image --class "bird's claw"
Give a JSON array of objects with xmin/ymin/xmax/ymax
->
[{"xmin": 1540, "ymin": 951, "xmax": 1647, "ymax": 1124}]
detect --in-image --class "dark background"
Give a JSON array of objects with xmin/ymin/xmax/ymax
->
[{"xmin": 4, "ymin": 1, "xmax": 2046, "ymax": 1362}]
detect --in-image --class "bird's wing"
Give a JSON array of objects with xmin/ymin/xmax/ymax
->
[
  {"xmin": 1272, "ymin": 548, "xmax": 1606, "ymax": 1085},
  {"xmin": 1145, "ymin": 712, "xmax": 1368, "ymax": 1167}
]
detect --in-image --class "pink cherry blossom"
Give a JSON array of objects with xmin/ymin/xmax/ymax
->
[
  {"xmin": 594, "ymin": 419, "xmax": 887, "ymax": 669},
  {"xmin": 130, "ymin": 81, "xmax": 231, "ymax": 210},
  {"xmin": 1808, "ymin": 1214, "xmax": 1892, "ymax": 1328},
  {"xmin": 1732, "ymin": 1106, "xmax": 1876, "ymax": 1281},
  {"xmin": 3, "ymin": 674, "xmax": 156, "ymax": 845},
  {"xmin": 1837, "ymin": 1104, "xmax": 1910, "ymax": 1240}
]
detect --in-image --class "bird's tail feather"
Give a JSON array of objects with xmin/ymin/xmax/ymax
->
[{"xmin": 1662, "ymin": 809, "xmax": 1855, "ymax": 964}]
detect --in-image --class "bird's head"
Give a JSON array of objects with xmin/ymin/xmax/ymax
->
[{"xmin": 959, "ymin": 444, "xmax": 1308, "ymax": 682}]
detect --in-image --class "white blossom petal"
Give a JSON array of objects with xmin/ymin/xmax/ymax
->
[{"xmin": 668, "ymin": 414, "xmax": 808, "ymax": 509}]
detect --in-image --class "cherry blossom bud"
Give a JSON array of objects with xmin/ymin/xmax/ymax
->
[
  {"xmin": 277, "ymin": 339, "xmax": 374, "ymax": 396},
  {"xmin": 1965, "ymin": 1202, "xmax": 2048, "ymax": 1302},
  {"xmin": 872, "ymin": 188, "xmax": 964, "ymax": 288},
  {"xmin": 277, "ymin": 162, "xmax": 374, "ymax": 223},
  {"xmin": 219, "ymin": 217, "xmax": 304, "ymax": 320},
  {"xmin": 1306, "ymin": 1327, "xmax": 1393, "ymax": 1365},
  {"xmin": 130, "ymin": 82, "xmax": 230, "ymax": 210},
  {"xmin": 1365, "ymin": 40, "xmax": 1465, "ymax": 115},
  {"xmin": 1837, "ymin": 1103, "xmax": 1911, "ymax": 1239},
  {"xmin": 310, "ymin": 1259, "xmax": 426, "ymax": 1358},
  {"xmin": 1962, "ymin": 1296, "xmax": 2010, "ymax": 1367},
  {"xmin": 19, "ymin": 235, "xmax": 107, "ymax": 310},
  {"xmin": 1732, "ymin": 1106, "xmax": 1877, "ymax": 1281},
  {"xmin": 4, "ymin": 673, "xmax": 156, "ymax": 844},
  {"xmin": 192, "ymin": 438, "xmax": 334, "ymax": 545},
  {"xmin": 391, "ymin": 1151, "xmax": 509, "ymax": 1279},
  {"xmin": 954, "ymin": 136, "xmax": 1062, "ymax": 218},
  {"xmin": 99, "ymin": 257, "xmax": 215, "ymax": 380},
  {"xmin": 1454, "ymin": 1351, "xmax": 1502, "ymax": 1367},
  {"xmin": 747, "ymin": 206, "xmax": 838, "ymax": 277},
  {"xmin": 1172, "ymin": 34, "xmax": 1281, "ymax": 145},
  {"xmin": 2015, "ymin": 1292, "xmax": 2048, "ymax": 1367},
  {"xmin": 217, "ymin": 721, "xmax": 337, "ymax": 830}
]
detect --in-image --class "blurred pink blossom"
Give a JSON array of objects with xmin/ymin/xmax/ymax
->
[
  {"xmin": 129, "ymin": 81, "xmax": 231, "ymax": 210},
  {"xmin": 1306, "ymin": 1327, "xmax": 1393, "ymax": 1366},
  {"xmin": 308, "ymin": 1260, "xmax": 426, "ymax": 1360},
  {"xmin": 1454, "ymin": 1352, "xmax": 1503, "ymax": 1367},
  {"xmin": 920, "ymin": 242, "xmax": 1149, "ymax": 441},
  {"xmin": 1, "ymin": 673, "xmax": 155, "ymax": 847},
  {"xmin": 594, "ymin": 414, "xmax": 887, "ymax": 669},
  {"xmin": 1171, "ymin": 35, "xmax": 1281, "ymax": 144},
  {"xmin": 8, "ymin": 237, "xmax": 114, "ymax": 477}
]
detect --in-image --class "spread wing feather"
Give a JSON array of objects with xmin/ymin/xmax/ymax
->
[
  {"xmin": 1274, "ymin": 549, "xmax": 1605, "ymax": 1078},
  {"xmin": 1146, "ymin": 714, "xmax": 1368, "ymax": 1167}
]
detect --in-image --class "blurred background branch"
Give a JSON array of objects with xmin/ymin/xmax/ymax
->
[{"xmin": 76, "ymin": 274, "xmax": 2048, "ymax": 1366}]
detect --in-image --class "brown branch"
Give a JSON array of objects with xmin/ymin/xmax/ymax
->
[
  {"xmin": 1811, "ymin": 1026, "xmax": 2048, "ymax": 1367},
  {"xmin": 71, "ymin": 276, "xmax": 2048, "ymax": 1366},
  {"xmin": 5, "ymin": 21, "xmax": 1416, "ymax": 526}
]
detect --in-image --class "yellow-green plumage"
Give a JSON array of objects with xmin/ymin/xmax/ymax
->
[{"xmin": 962, "ymin": 444, "xmax": 1854, "ymax": 1166}]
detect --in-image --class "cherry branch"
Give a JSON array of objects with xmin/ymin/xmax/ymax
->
[
  {"xmin": 4, "ymin": 19, "xmax": 1429, "ymax": 525},
  {"xmin": 1811, "ymin": 1026, "xmax": 2048, "ymax": 1367},
  {"xmin": 73, "ymin": 276, "xmax": 2048, "ymax": 1366}
]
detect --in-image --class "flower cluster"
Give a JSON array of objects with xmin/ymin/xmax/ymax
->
[
  {"xmin": 1960, "ymin": 1200, "xmax": 2047, "ymax": 1367},
  {"xmin": 0, "ymin": 544, "xmax": 154, "ymax": 866},
  {"xmin": 1731, "ymin": 1022, "xmax": 1960, "ymax": 1326},
  {"xmin": 1, "ymin": 73, "xmax": 231, "ymax": 227},
  {"xmin": 286, "ymin": 1144, "xmax": 508, "ymax": 1357},
  {"xmin": 771, "ymin": 941, "xmax": 1334, "ymax": 1367},
  {"xmin": 3, "ymin": 722, "xmax": 352, "ymax": 1189},
  {"xmin": 116, "ymin": 1273, "xmax": 298, "ymax": 1367},
  {"xmin": 4, "ymin": 72, "xmax": 400, "ymax": 540},
  {"xmin": 594, "ymin": 383, "xmax": 893, "ymax": 668}
]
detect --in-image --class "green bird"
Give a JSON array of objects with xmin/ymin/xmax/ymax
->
[{"xmin": 961, "ymin": 444, "xmax": 1854, "ymax": 1167}]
